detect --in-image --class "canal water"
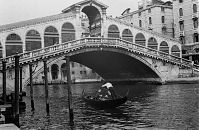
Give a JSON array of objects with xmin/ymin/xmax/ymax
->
[{"xmin": 19, "ymin": 83, "xmax": 199, "ymax": 130}]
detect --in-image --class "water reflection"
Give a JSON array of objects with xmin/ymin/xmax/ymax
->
[{"xmin": 20, "ymin": 83, "xmax": 199, "ymax": 129}]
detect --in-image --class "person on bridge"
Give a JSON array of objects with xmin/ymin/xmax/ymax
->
[{"xmin": 96, "ymin": 82, "xmax": 117, "ymax": 100}]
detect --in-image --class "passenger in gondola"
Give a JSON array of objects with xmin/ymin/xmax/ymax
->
[{"xmin": 96, "ymin": 82, "xmax": 117, "ymax": 100}]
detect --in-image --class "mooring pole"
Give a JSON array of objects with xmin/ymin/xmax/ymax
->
[
  {"xmin": 19, "ymin": 66, "xmax": 23, "ymax": 93},
  {"xmin": 29, "ymin": 63, "xmax": 35, "ymax": 111},
  {"xmin": 14, "ymin": 54, "xmax": 20, "ymax": 127},
  {"xmin": 43, "ymin": 59, "xmax": 50, "ymax": 116},
  {"xmin": 2, "ymin": 60, "xmax": 7, "ymax": 104},
  {"xmin": 65, "ymin": 56, "xmax": 74, "ymax": 126}
]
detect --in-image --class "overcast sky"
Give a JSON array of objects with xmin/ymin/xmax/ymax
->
[{"xmin": 0, "ymin": 0, "xmax": 170, "ymax": 25}]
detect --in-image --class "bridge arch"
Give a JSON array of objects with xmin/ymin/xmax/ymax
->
[
  {"xmin": 25, "ymin": 29, "xmax": 42, "ymax": 51},
  {"xmin": 148, "ymin": 37, "xmax": 158, "ymax": 50},
  {"xmin": 51, "ymin": 64, "xmax": 59, "ymax": 80},
  {"xmin": 5, "ymin": 33, "xmax": 23, "ymax": 56},
  {"xmin": 61, "ymin": 22, "xmax": 76, "ymax": 43},
  {"xmin": 135, "ymin": 33, "xmax": 146, "ymax": 46},
  {"xmin": 108, "ymin": 24, "xmax": 120, "ymax": 38},
  {"xmin": 171, "ymin": 45, "xmax": 180, "ymax": 57},
  {"xmin": 122, "ymin": 29, "xmax": 133, "ymax": 42},
  {"xmin": 159, "ymin": 41, "xmax": 169, "ymax": 54},
  {"xmin": 68, "ymin": 48, "xmax": 163, "ymax": 82},
  {"xmin": 44, "ymin": 26, "xmax": 59, "ymax": 47}
]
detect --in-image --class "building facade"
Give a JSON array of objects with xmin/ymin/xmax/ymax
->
[
  {"xmin": 119, "ymin": 0, "xmax": 174, "ymax": 38},
  {"xmin": 173, "ymin": 0, "xmax": 199, "ymax": 61}
]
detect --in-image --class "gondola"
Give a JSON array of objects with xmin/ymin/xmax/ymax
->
[{"xmin": 82, "ymin": 89, "xmax": 128, "ymax": 109}]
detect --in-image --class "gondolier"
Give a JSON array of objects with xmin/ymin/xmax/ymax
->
[{"xmin": 96, "ymin": 82, "xmax": 117, "ymax": 100}]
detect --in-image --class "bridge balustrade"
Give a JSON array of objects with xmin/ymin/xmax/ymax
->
[{"xmin": 0, "ymin": 37, "xmax": 196, "ymax": 71}]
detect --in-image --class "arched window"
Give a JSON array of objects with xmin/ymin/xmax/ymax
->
[
  {"xmin": 51, "ymin": 64, "xmax": 59, "ymax": 80},
  {"xmin": 122, "ymin": 29, "xmax": 133, "ymax": 42},
  {"xmin": 61, "ymin": 22, "xmax": 75, "ymax": 43},
  {"xmin": 108, "ymin": 24, "xmax": 120, "ymax": 38},
  {"xmin": 61, "ymin": 63, "xmax": 67, "ymax": 80},
  {"xmin": 139, "ymin": 20, "xmax": 142, "ymax": 27},
  {"xmin": 161, "ymin": 16, "xmax": 165, "ymax": 23},
  {"xmin": 135, "ymin": 33, "xmax": 146, "ymax": 46},
  {"xmin": 193, "ymin": 4, "xmax": 197, "ymax": 13},
  {"xmin": 6, "ymin": 33, "xmax": 23, "ymax": 56},
  {"xmin": 171, "ymin": 45, "xmax": 180, "ymax": 57},
  {"xmin": 159, "ymin": 41, "xmax": 169, "ymax": 54},
  {"xmin": 148, "ymin": 37, "xmax": 158, "ymax": 50},
  {"xmin": 179, "ymin": 8, "xmax": 183, "ymax": 16},
  {"xmin": 26, "ymin": 30, "xmax": 41, "ymax": 51},
  {"xmin": 44, "ymin": 26, "xmax": 59, "ymax": 47},
  {"xmin": 149, "ymin": 17, "xmax": 152, "ymax": 25}
]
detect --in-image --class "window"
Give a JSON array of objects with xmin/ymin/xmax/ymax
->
[
  {"xmin": 139, "ymin": 20, "xmax": 142, "ymax": 27},
  {"xmin": 71, "ymin": 62, "xmax": 75, "ymax": 67},
  {"xmin": 179, "ymin": 36, "xmax": 185, "ymax": 44},
  {"xmin": 139, "ymin": 12, "xmax": 141, "ymax": 16},
  {"xmin": 193, "ymin": 4, "xmax": 197, "ymax": 13},
  {"xmin": 161, "ymin": 7, "xmax": 165, "ymax": 12},
  {"xmin": 148, "ymin": 9, "xmax": 151, "ymax": 13},
  {"xmin": 194, "ymin": 33, "xmax": 199, "ymax": 42},
  {"xmin": 193, "ymin": 18, "xmax": 198, "ymax": 28},
  {"xmin": 161, "ymin": 16, "xmax": 165, "ymax": 23},
  {"xmin": 179, "ymin": 21, "xmax": 184, "ymax": 31},
  {"xmin": 72, "ymin": 71, "xmax": 75, "ymax": 74},
  {"xmin": 149, "ymin": 17, "xmax": 152, "ymax": 24},
  {"xmin": 162, "ymin": 27, "xmax": 167, "ymax": 35},
  {"xmin": 179, "ymin": 8, "xmax": 183, "ymax": 16},
  {"xmin": 179, "ymin": 0, "xmax": 183, "ymax": 3}
]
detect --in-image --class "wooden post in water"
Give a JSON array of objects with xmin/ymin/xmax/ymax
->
[
  {"xmin": 29, "ymin": 63, "xmax": 35, "ymax": 111},
  {"xmin": 65, "ymin": 56, "xmax": 74, "ymax": 126},
  {"xmin": 2, "ymin": 60, "xmax": 7, "ymax": 104},
  {"xmin": 19, "ymin": 66, "xmax": 23, "ymax": 93},
  {"xmin": 14, "ymin": 54, "xmax": 20, "ymax": 127},
  {"xmin": 43, "ymin": 59, "xmax": 50, "ymax": 116}
]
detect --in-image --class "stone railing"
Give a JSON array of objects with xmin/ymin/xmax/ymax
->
[{"xmin": 0, "ymin": 37, "xmax": 194, "ymax": 70}]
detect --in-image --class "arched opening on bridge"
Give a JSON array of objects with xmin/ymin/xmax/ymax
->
[
  {"xmin": 81, "ymin": 6, "xmax": 101, "ymax": 37},
  {"xmin": 61, "ymin": 22, "xmax": 75, "ymax": 43},
  {"xmin": 61, "ymin": 63, "xmax": 67, "ymax": 80},
  {"xmin": 5, "ymin": 33, "xmax": 23, "ymax": 56},
  {"xmin": 25, "ymin": 30, "xmax": 42, "ymax": 51},
  {"xmin": 44, "ymin": 26, "xmax": 59, "ymax": 47},
  {"xmin": 159, "ymin": 41, "xmax": 169, "ymax": 54},
  {"xmin": 108, "ymin": 24, "xmax": 120, "ymax": 38},
  {"xmin": 122, "ymin": 29, "xmax": 133, "ymax": 42},
  {"xmin": 51, "ymin": 64, "xmax": 59, "ymax": 80},
  {"xmin": 0, "ymin": 42, "xmax": 2, "ymax": 58},
  {"xmin": 148, "ymin": 37, "xmax": 158, "ymax": 50},
  {"xmin": 171, "ymin": 45, "xmax": 180, "ymax": 57},
  {"xmin": 135, "ymin": 33, "xmax": 146, "ymax": 46}
]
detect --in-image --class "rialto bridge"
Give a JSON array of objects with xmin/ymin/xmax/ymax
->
[{"xmin": 0, "ymin": 0, "xmax": 198, "ymax": 89}]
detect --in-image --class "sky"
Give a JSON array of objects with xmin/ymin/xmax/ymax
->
[
  {"xmin": 0, "ymin": 0, "xmax": 170, "ymax": 25},
  {"xmin": 0, "ymin": 0, "xmax": 139, "ymax": 25}
]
